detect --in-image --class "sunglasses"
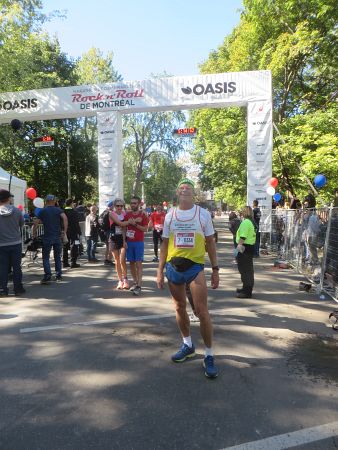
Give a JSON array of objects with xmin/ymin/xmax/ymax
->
[{"xmin": 116, "ymin": 204, "xmax": 124, "ymax": 207}]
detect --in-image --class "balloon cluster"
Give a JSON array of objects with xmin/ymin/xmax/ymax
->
[
  {"xmin": 266, "ymin": 177, "xmax": 283, "ymax": 202},
  {"xmin": 25, "ymin": 187, "xmax": 44, "ymax": 216}
]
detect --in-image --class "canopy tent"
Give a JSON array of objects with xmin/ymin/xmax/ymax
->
[{"xmin": 0, "ymin": 167, "xmax": 27, "ymax": 207}]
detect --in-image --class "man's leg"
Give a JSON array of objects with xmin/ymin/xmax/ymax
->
[
  {"xmin": 168, "ymin": 281, "xmax": 190, "ymax": 338},
  {"xmin": 152, "ymin": 230, "xmax": 158, "ymax": 258},
  {"xmin": 129, "ymin": 261, "xmax": 138, "ymax": 285},
  {"xmin": 63, "ymin": 241, "xmax": 70, "ymax": 266},
  {"xmin": 136, "ymin": 261, "xmax": 143, "ymax": 286},
  {"xmin": 189, "ymin": 271, "xmax": 213, "ymax": 348},
  {"xmin": 0, "ymin": 246, "xmax": 10, "ymax": 294},
  {"xmin": 11, "ymin": 244, "xmax": 23, "ymax": 293},
  {"xmin": 42, "ymin": 241, "xmax": 52, "ymax": 277},
  {"xmin": 53, "ymin": 241, "xmax": 62, "ymax": 277}
]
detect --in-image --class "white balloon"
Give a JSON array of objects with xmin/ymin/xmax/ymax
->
[
  {"xmin": 266, "ymin": 186, "xmax": 275, "ymax": 196},
  {"xmin": 33, "ymin": 197, "xmax": 44, "ymax": 208}
]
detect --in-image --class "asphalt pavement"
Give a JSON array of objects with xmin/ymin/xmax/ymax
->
[{"xmin": 1, "ymin": 217, "xmax": 338, "ymax": 450}]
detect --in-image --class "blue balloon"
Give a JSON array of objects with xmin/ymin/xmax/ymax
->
[
  {"xmin": 273, "ymin": 193, "xmax": 282, "ymax": 202},
  {"xmin": 23, "ymin": 213, "xmax": 30, "ymax": 220},
  {"xmin": 314, "ymin": 174, "xmax": 326, "ymax": 188},
  {"xmin": 34, "ymin": 207, "xmax": 42, "ymax": 217}
]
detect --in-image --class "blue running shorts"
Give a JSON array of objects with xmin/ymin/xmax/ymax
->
[
  {"xmin": 165, "ymin": 262, "xmax": 204, "ymax": 285},
  {"xmin": 126, "ymin": 241, "xmax": 144, "ymax": 262}
]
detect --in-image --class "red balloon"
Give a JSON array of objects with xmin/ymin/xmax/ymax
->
[
  {"xmin": 17, "ymin": 204, "xmax": 24, "ymax": 211},
  {"xmin": 26, "ymin": 187, "xmax": 37, "ymax": 200},
  {"xmin": 269, "ymin": 177, "xmax": 279, "ymax": 188}
]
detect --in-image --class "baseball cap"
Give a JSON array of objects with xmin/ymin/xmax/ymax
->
[
  {"xmin": 177, "ymin": 178, "xmax": 195, "ymax": 189},
  {"xmin": 46, "ymin": 194, "xmax": 56, "ymax": 201},
  {"xmin": 0, "ymin": 189, "xmax": 12, "ymax": 202},
  {"xmin": 107, "ymin": 201, "xmax": 114, "ymax": 208}
]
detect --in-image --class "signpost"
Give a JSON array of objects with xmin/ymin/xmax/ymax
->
[{"xmin": 34, "ymin": 136, "xmax": 54, "ymax": 147}]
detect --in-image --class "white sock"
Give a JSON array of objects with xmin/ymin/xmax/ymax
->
[
  {"xmin": 205, "ymin": 347, "xmax": 213, "ymax": 357},
  {"xmin": 183, "ymin": 336, "xmax": 192, "ymax": 348}
]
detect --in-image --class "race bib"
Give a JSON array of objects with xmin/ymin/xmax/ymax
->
[
  {"xmin": 126, "ymin": 229, "xmax": 135, "ymax": 239},
  {"xmin": 174, "ymin": 232, "xmax": 195, "ymax": 248},
  {"xmin": 115, "ymin": 226, "xmax": 122, "ymax": 235},
  {"xmin": 155, "ymin": 224, "xmax": 163, "ymax": 231}
]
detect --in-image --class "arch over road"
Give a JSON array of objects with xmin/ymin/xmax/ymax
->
[{"xmin": 0, "ymin": 70, "xmax": 272, "ymax": 209}]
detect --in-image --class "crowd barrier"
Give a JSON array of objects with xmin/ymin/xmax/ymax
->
[{"xmin": 260, "ymin": 207, "xmax": 338, "ymax": 302}]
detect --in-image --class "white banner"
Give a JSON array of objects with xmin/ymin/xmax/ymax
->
[
  {"xmin": 0, "ymin": 70, "xmax": 273, "ymax": 210},
  {"xmin": 247, "ymin": 100, "xmax": 273, "ymax": 210},
  {"xmin": 97, "ymin": 111, "xmax": 123, "ymax": 212},
  {"xmin": 0, "ymin": 71, "xmax": 272, "ymax": 123}
]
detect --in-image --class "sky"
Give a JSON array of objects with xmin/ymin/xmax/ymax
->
[{"xmin": 41, "ymin": 0, "xmax": 243, "ymax": 82}]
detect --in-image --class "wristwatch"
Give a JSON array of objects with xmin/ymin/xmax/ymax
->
[{"xmin": 212, "ymin": 266, "xmax": 219, "ymax": 271}]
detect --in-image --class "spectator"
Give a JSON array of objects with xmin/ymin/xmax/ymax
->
[
  {"xmin": 85, "ymin": 205, "xmax": 100, "ymax": 262},
  {"xmin": 148, "ymin": 204, "xmax": 166, "ymax": 262},
  {"xmin": 228, "ymin": 212, "xmax": 241, "ymax": 248},
  {"xmin": 303, "ymin": 190, "xmax": 316, "ymax": 209},
  {"xmin": 0, "ymin": 189, "xmax": 25, "ymax": 296},
  {"xmin": 33, "ymin": 194, "xmax": 68, "ymax": 284},
  {"xmin": 252, "ymin": 200, "xmax": 261, "ymax": 257},
  {"xmin": 235, "ymin": 206, "xmax": 256, "ymax": 299},
  {"xmin": 63, "ymin": 198, "xmax": 82, "ymax": 268}
]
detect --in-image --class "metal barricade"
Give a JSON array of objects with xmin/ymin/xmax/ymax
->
[{"xmin": 261, "ymin": 207, "xmax": 338, "ymax": 302}]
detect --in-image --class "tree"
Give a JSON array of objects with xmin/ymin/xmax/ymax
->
[
  {"xmin": 122, "ymin": 110, "xmax": 186, "ymax": 197},
  {"xmin": 191, "ymin": 0, "xmax": 337, "ymax": 208}
]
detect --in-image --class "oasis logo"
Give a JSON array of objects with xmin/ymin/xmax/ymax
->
[
  {"xmin": 181, "ymin": 82, "xmax": 236, "ymax": 96},
  {"xmin": 0, "ymin": 98, "xmax": 38, "ymax": 111}
]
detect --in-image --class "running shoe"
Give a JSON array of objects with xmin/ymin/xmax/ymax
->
[
  {"xmin": 152, "ymin": 256, "xmax": 159, "ymax": 262},
  {"xmin": 116, "ymin": 280, "xmax": 123, "ymax": 290},
  {"xmin": 203, "ymin": 355, "xmax": 218, "ymax": 378},
  {"xmin": 189, "ymin": 312, "xmax": 200, "ymax": 323},
  {"xmin": 171, "ymin": 343, "xmax": 195, "ymax": 363},
  {"xmin": 133, "ymin": 286, "xmax": 141, "ymax": 296},
  {"xmin": 129, "ymin": 284, "xmax": 137, "ymax": 292},
  {"xmin": 55, "ymin": 276, "xmax": 63, "ymax": 283},
  {"xmin": 40, "ymin": 276, "xmax": 52, "ymax": 285},
  {"xmin": 122, "ymin": 279, "xmax": 129, "ymax": 290}
]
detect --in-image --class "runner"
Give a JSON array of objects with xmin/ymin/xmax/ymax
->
[
  {"xmin": 110, "ymin": 198, "xmax": 129, "ymax": 290},
  {"xmin": 156, "ymin": 178, "xmax": 220, "ymax": 378},
  {"xmin": 124, "ymin": 196, "xmax": 149, "ymax": 296},
  {"xmin": 148, "ymin": 204, "xmax": 166, "ymax": 262}
]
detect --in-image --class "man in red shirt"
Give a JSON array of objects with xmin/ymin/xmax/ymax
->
[
  {"xmin": 148, "ymin": 204, "xmax": 166, "ymax": 262},
  {"xmin": 124, "ymin": 196, "xmax": 149, "ymax": 296}
]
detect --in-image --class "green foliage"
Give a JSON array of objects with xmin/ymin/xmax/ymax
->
[
  {"xmin": 122, "ymin": 110, "xmax": 187, "ymax": 198},
  {"xmin": 143, "ymin": 153, "xmax": 185, "ymax": 206},
  {"xmin": 0, "ymin": 3, "xmax": 121, "ymax": 202},
  {"xmin": 192, "ymin": 0, "xmax": 337, "ymax": 208}
]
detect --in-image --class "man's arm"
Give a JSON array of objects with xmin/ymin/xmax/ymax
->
[
  {"xmin": 157, "ymin": 237, "xmax": 169, "ymax": 289},
  {"xmin": 61, "ymin": 212, "xmax": 68, "ymax": 235},
  {"xmin": 205, "ymin": 234, "xmax": 219, "ymax": 289}
]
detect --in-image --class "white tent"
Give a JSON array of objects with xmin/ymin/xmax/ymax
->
[{"xmin": 0, "ymin": 167, "xmax": 27, "ymax": 207}]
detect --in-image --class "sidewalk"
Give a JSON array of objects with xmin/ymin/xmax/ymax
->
[{"xmin": 1, "ymin": 218, "xmax": 338, "ymax": 450}]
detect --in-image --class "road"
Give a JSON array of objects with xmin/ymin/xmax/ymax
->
[{"xmin": 1, "ymin": 218, "xmax": 338, "ymax": 450}]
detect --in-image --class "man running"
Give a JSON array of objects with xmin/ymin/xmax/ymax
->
[
  {"xmin": 156, "ymin": 178, "xmax": 220, "ymax": 378},
  {"xmin": 148, "ymin": 204, "xmax": 166, "ymax": 262},
  {"xmin": 124, "ymin": 196, "xmax": 149, "ymax": 296}
]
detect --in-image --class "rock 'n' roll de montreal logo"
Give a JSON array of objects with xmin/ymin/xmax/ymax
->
[{"xmin": 181, "ymin": 82, "xmax": 236, "ymax": 95}]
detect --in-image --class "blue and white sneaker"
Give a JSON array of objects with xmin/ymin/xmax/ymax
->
[
  {"xmin": 171, "ymin": 343, "xmax": 195, "ymax": 363},
  {"xmin": 203, "ymin": 355, "xmax": 218, "ymax": 378}
]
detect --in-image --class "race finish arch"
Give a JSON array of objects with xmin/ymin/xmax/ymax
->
[{"xmin": 0, "ymin": 70, "xmax": 272, "ymax": 211}]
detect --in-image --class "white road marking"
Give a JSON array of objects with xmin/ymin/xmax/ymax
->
[
  {"xmin": 221, "ymin": 421, "xmax": 338, "ymax": 450},
  {"xmin": 19, "ymin": 313, "xmax": 174, "ymax": 333},
  {"xmin": 19, "ymin": 307, "xmax": 235, "ymax": 334}
]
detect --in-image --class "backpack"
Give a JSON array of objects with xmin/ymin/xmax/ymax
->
[{"xmin": 99, "ymin": 210, "xmax": 111, "ymax": 232}]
